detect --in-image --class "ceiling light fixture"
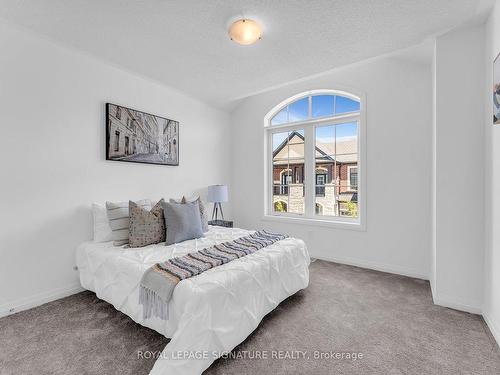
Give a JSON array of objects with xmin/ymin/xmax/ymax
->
[{"xmin": 228, "ymin": 19, "xmax": 262, "ymax": 45}]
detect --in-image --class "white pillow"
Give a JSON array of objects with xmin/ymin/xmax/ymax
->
[{"xmin": 92, "ymin": 203, "xmax": 113, "ymax": 242}]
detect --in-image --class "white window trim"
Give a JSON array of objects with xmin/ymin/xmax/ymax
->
[{"xmin": 263, "ymin": 89, "xmax": 366, "ymax": 230}]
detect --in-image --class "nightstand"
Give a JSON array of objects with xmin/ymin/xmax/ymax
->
[{"xmin": 208, "ymin": 220, "xmax": 233, "ymax": 228}]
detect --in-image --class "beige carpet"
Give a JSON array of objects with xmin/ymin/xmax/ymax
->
[{"xmin": 1, "ymin": 260, "xmax": 499, "ymax": 374}]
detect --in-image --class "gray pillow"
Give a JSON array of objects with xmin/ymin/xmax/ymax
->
[
  {"xmin": 161, "ymin": 200, "xmax": 204, "ymax": 245},
  {"xmin": 106, "ymin": 199, "xmax": 152, "ymax": 246},
  {"xmin": 169, "ymin": 196, "xmax": 209, "ymax": 232}
]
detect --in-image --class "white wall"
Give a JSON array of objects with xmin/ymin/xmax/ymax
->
[
  {"xmin": 484, "ymin": 0, "xmax": 500, "ymax": 344},
  {"xmin": 230, "ymin": 56, "xmax": 433, "ymax": 279},
  {"xmin": 432, "ymin": 24, "xmax": 485, "ymax": 314},
  {"xmin": 0, "ymin": 20, "xmax": 232, "ymax": 315}
]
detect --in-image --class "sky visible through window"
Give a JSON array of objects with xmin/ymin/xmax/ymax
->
[{"xmin": 271, "ymin": 94, "xmax": 359, "ymax": 126}]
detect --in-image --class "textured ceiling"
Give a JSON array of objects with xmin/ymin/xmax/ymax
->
[{"xmin": 0, "ymin": 0, "xmax": 492, "ymax": 108}]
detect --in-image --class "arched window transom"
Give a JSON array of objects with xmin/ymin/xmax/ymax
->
[{"xmin": 270, "ymin": 93, "xmax": 360, "ymax": 126}]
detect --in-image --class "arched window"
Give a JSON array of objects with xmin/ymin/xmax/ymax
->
[{"xmin": 265, "ymin": 90, "xmax": 364, "ymax": 227}]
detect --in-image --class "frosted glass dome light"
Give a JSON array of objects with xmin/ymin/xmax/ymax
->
[{"xmin": 228, "ymin": 19, "xmax": 262, "ymax": 45}]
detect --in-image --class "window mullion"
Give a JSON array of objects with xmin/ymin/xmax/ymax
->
[
  {"xmin": 267, "ymin": 131, "xmax": 273, "ymax": 215},
  {"xmin": 304, "ymin": 126, "xmax": 315, "ymax": 218}
]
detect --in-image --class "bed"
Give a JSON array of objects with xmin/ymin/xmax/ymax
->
[{"xmin": 76, "ymin": 225, "xmax": 310, "ymax": 375}]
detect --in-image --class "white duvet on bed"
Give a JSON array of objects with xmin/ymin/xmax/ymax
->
[{"xmin": 76, "ymin": 226, "xmax": 310, "ymax": 375}]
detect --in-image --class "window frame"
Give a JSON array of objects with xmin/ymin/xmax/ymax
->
[{"xmin": 263, "ymin": 89, "xmax": 366, "ymax": 230}]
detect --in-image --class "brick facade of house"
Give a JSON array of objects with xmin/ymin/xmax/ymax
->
[{"xmin": 272, "ymin": 130, "xmax": 358, "ymax": 217}]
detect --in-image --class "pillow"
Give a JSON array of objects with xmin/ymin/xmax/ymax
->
[
  {"xmin": 161, "ymin": 200, "xmax": 204, "ymax": 245},
  {"xmin": 169, "ymin": 196, "xmax": 209, "ymax": 232},
  {"xmin": 129, "ymin": 199, "xmax": 166, "ymax": 248},
  {"xmin": 106, "ymin": 199, "xmax": 152, "ymax": 246},
  {"xmin": 92, "ymin": 203, "xmax": 113, "ymax": 242}
]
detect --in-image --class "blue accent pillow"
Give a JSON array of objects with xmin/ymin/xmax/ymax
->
[{"xmin": 161, "ymin": 200, "xmax": 204, "ymax": 245}]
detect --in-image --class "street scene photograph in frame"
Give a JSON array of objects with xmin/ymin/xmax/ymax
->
[{"xmin": 106, "ymin": 103, "xmax": 179, "ymax": 165}]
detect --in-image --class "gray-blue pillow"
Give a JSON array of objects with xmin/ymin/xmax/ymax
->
[{"xmin": 162, "ymin": 200, "xmax": 204, "ymax": 245}]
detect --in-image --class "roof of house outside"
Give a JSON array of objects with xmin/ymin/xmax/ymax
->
[{"xmin": 273, "ymin": 131, "xmax": 357, "ymax": 165}]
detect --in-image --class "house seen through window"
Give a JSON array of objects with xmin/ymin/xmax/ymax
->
[{"xmin": 267, "ymin": 91, "xmax": 362, "ymax": 222}]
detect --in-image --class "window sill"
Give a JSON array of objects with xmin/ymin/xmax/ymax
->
[{"xmin": 261, "ymin": 215, "xmax": 365, "ymax": 231}]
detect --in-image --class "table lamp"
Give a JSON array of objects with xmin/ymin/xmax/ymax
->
[{"xmin": 207, "ymin": 185, "xmax": 228, "ymax": 221}]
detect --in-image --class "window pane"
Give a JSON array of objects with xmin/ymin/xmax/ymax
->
[
  {"xmin": 272, "ymin": 130, "xmax": 305, "ymax": 215},
  {"xmin": 315, "ymin": 121, "xmax": 358, "ymax": 218},
  {"xmin": 288, "ymin": 130, "xmax": 304, "ymax": 163},
  {"xmin": 315, "ymin": 158, "xmax": 337, "ymax": 217},
  {"xmin": 349, "ymin": 167, "xmax": 358, "ymax": 189},
  {"xmin": 335, "ymin": 96, "xmax": 360, "ymax": 114},
  {"xmin": 315, "ymin": 124, "xmax": 336, "ymax": 216},
  {"xmin": 273, "ymin": 197, "xmax": 288, "ymax": 213},
  {"xmin": 339, "ymin": 162, "xmax": 358, "ymax": 217},
  {"xmin": 272, "ymin": 131, "xmax": 289, "ymax": 212},
  {"xmin": 339, "ymin": 200, "xmax": 358, "ymax": 218},
  {"xmin": 272, "ymin": 131, "xmax": 288, "ymax": 154},
  {"xmin": 335, "ymin": 122, "xmax": 358, "ymax": 155},
  {"xmin": 288, "ymin": 97, "xmax": 308, "ymax": 122},
  {"xmin": 315, "ymin": 125, "xmax": 335, "ymax": 156},
  {"xmin": 288, "ymin": 129, "xmax": 305, "ymax": 214},
  {"xmin": 312, "ymin": 95, "xmax": 334, "ymax": 118},
  {"xmin": 271, "ymin": 107, "xmax": 288, "ymax": 125}
]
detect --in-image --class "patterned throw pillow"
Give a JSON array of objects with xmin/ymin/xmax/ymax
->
[
  {"xmin": 128, "ymin": 199, "xmax": 166, "ymax": 248},
  {"xmin": 169, "ymin": 196, "xmax": 209, "ymax": 232},
  {"xmin": 106, "ymin": 199, "xmax": 152, "ymax": 246}
]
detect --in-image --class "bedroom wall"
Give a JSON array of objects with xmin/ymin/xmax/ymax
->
[
  {"xmin": 0, "ymin": 20, "xmax": 232, "ymax": 316},
  {"xmin": 230, "ymin": 55, "xmax": 433, "ymax": 279},
  {"xmin": 432, "ymin": 23, "xmax": 486, "ymax": 314},
  {"xmin": 484, "ymin": 0, "xmax": 500, "ymax": 344}
]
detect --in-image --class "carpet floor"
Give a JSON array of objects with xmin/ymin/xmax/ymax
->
[{"xmin": 1, "ymin": 260, "xmax": 499, "ymax": 374}]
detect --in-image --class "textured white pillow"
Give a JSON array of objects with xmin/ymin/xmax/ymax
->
[{"xmin": 92, "ymin": 203, "xmax": 113, "ymax": 242}]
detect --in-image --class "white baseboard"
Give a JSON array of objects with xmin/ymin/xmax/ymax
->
[
  {"xmin": 429, "ymin": 283, "xmax": 482, "ymax": 315},
  {"xmin": 312, "ymin": 253, "xmax": 429, "ymax": 280},
  {"xmin": 483, "ymin": 312, "xmax": 500, "ymax": 347},
  {"xmin": 429, "ymin": 277, "xmax": 482, "ymax": 315},
  {"xmin": 431, "ymin": 294, "xmax": 482, "ymax": 315},
  {"xmin": 0, "ymin": 283, "xmax": 84, "ymax": 318}
]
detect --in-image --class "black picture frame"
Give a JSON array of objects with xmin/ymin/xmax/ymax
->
[
  {"xmin": 494, "ymin": 52, "xmax": 500, "ymax": 125},
  {"xmin": 105, "ymin": 103, "xmax": 179, "ymax": 166}
]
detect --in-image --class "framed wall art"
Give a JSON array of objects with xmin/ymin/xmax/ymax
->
[{"xmin": 106, "ymin": 103, "xmax": 179, "ymax": 165}]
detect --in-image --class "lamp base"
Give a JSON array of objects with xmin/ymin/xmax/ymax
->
[{"xmin": 211, "ymin": 202, "xmax": 224, "ymax": 221}]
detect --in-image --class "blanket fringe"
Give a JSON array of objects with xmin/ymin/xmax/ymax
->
[{"xmin": 139, "ymin": 285, "xmax": 169, "ymax": 320}]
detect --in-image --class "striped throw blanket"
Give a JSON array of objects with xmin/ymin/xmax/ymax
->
[{"xmin": 139, "ymin": 230, "xmax": 288, "ymax": 320}]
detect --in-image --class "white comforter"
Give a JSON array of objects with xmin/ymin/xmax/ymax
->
[{"xmin": 76, "ymin": 226, "xmax": 310, "ymax": 374}]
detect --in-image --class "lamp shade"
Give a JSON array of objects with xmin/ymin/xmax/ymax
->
[{"xmin": 207, "ymin": 185, "xmax": 228, "ymax": 203}]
